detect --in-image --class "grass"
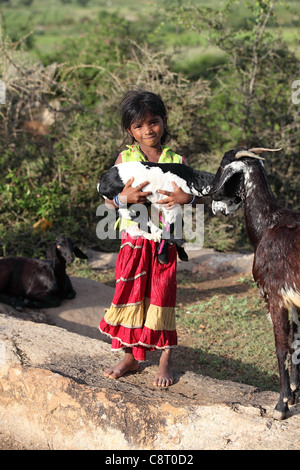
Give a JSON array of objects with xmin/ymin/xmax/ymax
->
[
  {"xmin": 67, "ymin": 259, "xmax": 116, "ymax": 286},
  {"xmin": 175, "ymin": 287, "xmax": 278, "ymax": 391}
]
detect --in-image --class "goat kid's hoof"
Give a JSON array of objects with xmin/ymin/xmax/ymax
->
[
  {"xmin": 176, "ymin": 246, "xmax": 189, "ymax": 262},
  {"xmin": 178, "ymin": 253, "xmax": 189, "ymax": 262}
]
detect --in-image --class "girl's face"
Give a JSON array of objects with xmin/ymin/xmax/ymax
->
[{"xmin": 127, "ymin": 112, "xmax": 166, "ymax": 149}]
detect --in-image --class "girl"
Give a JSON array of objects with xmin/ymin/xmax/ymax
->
[{"xmin": 99, "ymin": 90, "xmax": 203, "ymax": 387}]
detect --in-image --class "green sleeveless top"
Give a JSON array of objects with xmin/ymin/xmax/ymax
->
[{"xmin": 119, "ymin": 144, "xmax": 183, "ymax": 164}]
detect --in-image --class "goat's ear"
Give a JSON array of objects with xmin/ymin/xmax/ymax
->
[
  {"xmin": 211, "ymin": 161, "xmax": 244, "ymax": 195},
  {"xmin": 73, "ymin": 245, "xmax": 88, "ymax": 259},
  {"xmin": 46, "ymin": 242, "xmax": 58, "ymax": 258}
]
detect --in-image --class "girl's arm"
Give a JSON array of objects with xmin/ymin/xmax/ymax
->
[
  {"xmin": 105, "ymin": 154, "xmax": 153, "ymax": 209},
  {"xmin": 105, "ymin": 178, "xmax": 152, "ymax": 209},
  {"xmin": 156, "ymin": 182, "xmax": 209, "ymax": 208}
]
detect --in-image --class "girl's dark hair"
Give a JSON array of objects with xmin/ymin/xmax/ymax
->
[{"xmin": 119, "ymin": 89, "xmax": 171, "ymax": 145}]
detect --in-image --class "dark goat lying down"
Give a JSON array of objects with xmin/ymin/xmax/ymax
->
[
  {"xmin": 209, "ymin": 146, "xmax": 300, "ymax": 420},
  {"xmin": 0, "ymin": 236, "xmax": 88, "ymax": 310},
  {"xmin": 98, "ymin": 161, "xmax": 214, "ymax": 264}
]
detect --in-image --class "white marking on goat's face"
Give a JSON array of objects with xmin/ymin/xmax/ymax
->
[
  {"xmin": 212, "ymin": 199, "xmax": 241, "ymax": 216},
  {"xmin": 225, "ymin": 160, "xmax": 246, "ymax": 173}
]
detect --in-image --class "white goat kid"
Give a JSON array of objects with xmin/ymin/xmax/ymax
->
[{"xmin": 97, "ymin": 161, "xmax": 214, "ymax": 264}]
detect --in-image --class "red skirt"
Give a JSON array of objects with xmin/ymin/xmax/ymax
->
[{"xmin": 99, "ymin": 232, "xmax": 177, "ymax": 361}]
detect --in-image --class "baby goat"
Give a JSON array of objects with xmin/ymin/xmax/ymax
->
[
  {"xmin": 97, "ymin": 161, "xmax": 213, "ymax": 264},
  {"xmin": 0, "ymin": 235, "xmax": 88, "ymax": 310},
  {"xmin": 210, "ymin": 147, "xmax": 300, "ymax": 420}
]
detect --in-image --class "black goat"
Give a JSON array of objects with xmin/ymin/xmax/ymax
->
[
  {"xmin": 210, "ymin": 147, "xmax": 300, "ymax": 420},
  {"xmin": 97, "ymin": 161, "xmax": 213, "ymax": 264},
  {"xmin": 0, "ymin": 236, "xmax": 88, "ymax": 310}
]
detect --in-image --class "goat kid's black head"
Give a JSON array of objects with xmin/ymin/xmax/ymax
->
[
  {"xmin": 47, "ymin": 236, "xmax": 88, "ymax": 263},
  {"xmin": 209, "ymin": 147, "xmax": 282, "ymax": 215}
]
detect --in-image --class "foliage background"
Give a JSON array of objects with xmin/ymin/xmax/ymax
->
[{"xmin": 0, "ymin": 0, "xmax": 299, "ymax": 256}]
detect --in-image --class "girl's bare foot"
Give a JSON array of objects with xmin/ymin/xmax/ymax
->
[
  {"xmin": 153, "ymin": 349, "xmax": 174, "ymax": 387},
  {"xmin": 104, "ymin": 349, "xmax": 139, "ymax": 379}
]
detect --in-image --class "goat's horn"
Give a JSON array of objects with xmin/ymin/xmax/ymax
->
[
  {"xmin": 235, "ymin": 150, "xmax": 265, "ymax": 160},
  {"xmin": 248, "ymin": 147, "xmax": 282, "ymax": 154}
]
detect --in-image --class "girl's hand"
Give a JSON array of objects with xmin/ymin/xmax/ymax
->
[
  {"xmin": 119, "ymin": 177, "xmax": 152, "ymax": 204},
  {"xmin": 156, "ymin": 182, "xmax": 194, "ymax": 207}
]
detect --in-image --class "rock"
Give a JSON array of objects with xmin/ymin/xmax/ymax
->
[
  {"xmin": 86, "ymin": 249, "xmax": 118, "ymax": 270},
  {"xmin": 178, "ymin": 248, "xmax": 253, "ymax": 275},
  {"xmin": 0, "ymin": 310, "xmax": 300, "ymax": 450}
]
